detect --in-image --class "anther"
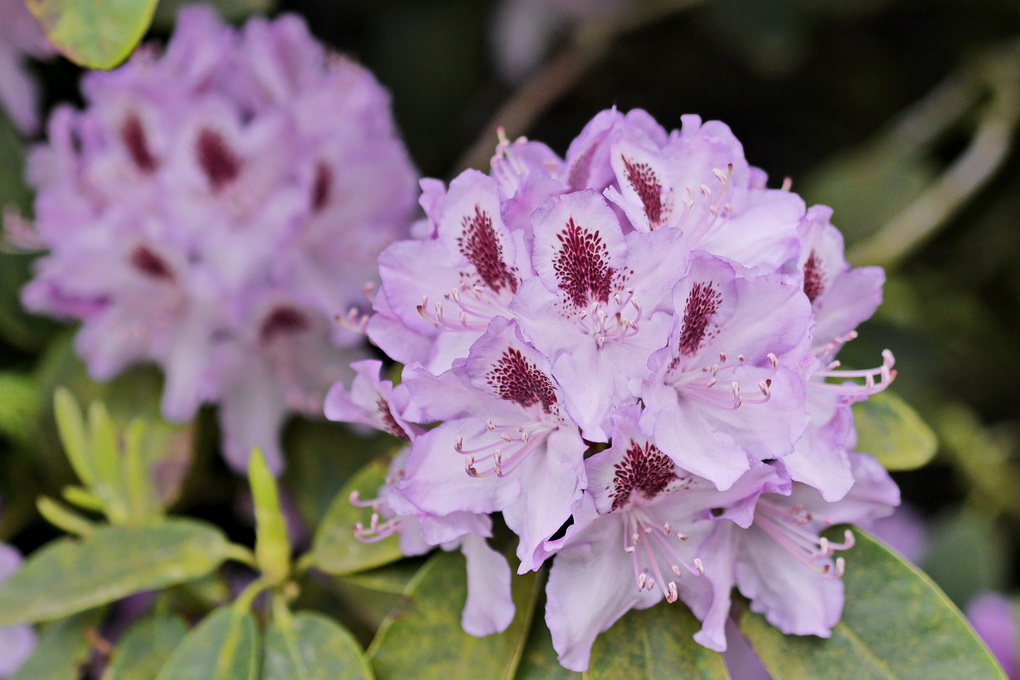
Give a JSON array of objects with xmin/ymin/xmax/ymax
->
[{"xmin": 667, "ymin": 581, "xmax": 678, "ymax": 603}]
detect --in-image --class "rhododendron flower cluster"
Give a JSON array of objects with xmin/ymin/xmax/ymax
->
[
  {"xmin": 328, "ymin": 108, "xmax": 901, "ymax": 671},
  {"xmin": 19, "ymin": 7, "xmax": 419, "ymax": 472}
]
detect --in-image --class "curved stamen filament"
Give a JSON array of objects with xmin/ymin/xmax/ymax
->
[
  {"xmin": 753, "ymin": 500, "xmax": 855, "ymax": 577},
  {"xmin": 811, "ymin": 349, "xmax": 896, "ymax": 402},
  {"xmin": 353, "ymin": 512, "xmax": 402, "ymax": 543}
]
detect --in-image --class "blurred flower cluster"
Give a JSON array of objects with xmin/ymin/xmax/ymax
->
[
  {"xmin": 16, "ymin": 7, "xmax": 419, "ymax": 472},
  {"xmin": 0, "ymin": 0, "xmax": 53, "ymax": 134},
  {"xmin": 329, "ymin": 108, "xmax": 900, "ymax": 671}
]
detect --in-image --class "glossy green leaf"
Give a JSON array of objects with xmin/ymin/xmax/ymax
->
[
  {"xmin": 311, "ymin": 454, "xmax": 402, "ymax": 575},
  {"xmin": 368, "ymin": 551, "xmax": 541, "ymax": 680},
  {"xmin": 739, "ymin": 529, "xmax": 1007, "ymax": 680},
  {"xmin": 514, "ymin": 610, "xmax": 581, "ymax": 680},
  {"xmin": 262, "ymin": 610, "xmax": 374, "ymax": 680},
  {"xmin": 285, "ymin": 420, "xmax": 394, "ymax": 529},
  {"xmin": 0, "ymin": 519, "xmax": 232, "ymax": 625},
  {"xmin": 103, "ymin": 611, "xmax": 187, "ymax": 680},
  {"xmin": 587, "ymin": 603, "xmax": 730, "ymax": 679},
  {"xmin": 26, "ymin": 0, "xmax": 159, "ymax": 69},
  {"xmin": 249, "ymin": 448, "xmax": 290, "ymax": 583},
  {"xmin": 854, "ymin": 391, "xmax": 937, "ymax": 471},
  {"xmin": 156, "ymin": 606, "xmax": 259, "ymax": 680},
  {"xmin": 11, "ymin": 609, "xmax": 104, "ymax": 680}
]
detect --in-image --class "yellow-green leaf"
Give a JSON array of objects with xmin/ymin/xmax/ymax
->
[
  {"xmin": 0, "ymin": 519, "xmax": 232, "ymax": 625},
  {"xmin": 262, "ymin": 611, "xmax": 374, "ymax": 680},
  {"xmin": 26, "ymin": 0, "xmax": 159, "ymax": 69},
  {"xmin": 587, "ymin": 603, "xmax": 730, "ymax": 679},
  {"xmin": 155, "ymin": 606, "xmax": 259, "ymax": 680},
  {"xmin": 311, "ymin": 455, "xmax": 402, "ymax": 575},
  {"xmin": 368, "ymin": 551, "xmax": 540, "ymax": 680},
  {"xmin": 854, "ymin": 391, "xmax": 937, "ymax": 471},
  {"xmin": 248, "ymin": 448, "xmax": 290, "ymax": 583},
  {"xmin": 103, "ymin": 611, "xmax": 187, "ymax": 680},
  {"xmin": 739, "ymin": 529, "xmax": 1006, "ymax": 680}
]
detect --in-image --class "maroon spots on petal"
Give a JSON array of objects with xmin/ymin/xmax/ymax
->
[
  {"xmin": 457, "ymin": 205, "xmax": 519, "ymax": 294},
  {"xmin": 610, "ymin": 440, "xmax": 679, "ymax": 511},
  {"xmin": 567, "ymin": 144, "xmax": 597, "ymax": 190},
  {"xmin": 553, "ymin": 218, "xmax": 613, "ymax": 308},
  {"xmin": 260, "ymin": 306, "xmax": 309, "ymax": 342},
  {"xmin": 487, "ymin": 347, "xmax": 558, "ymax": 413},
  {"xmin": 803, "ymin": 250, "xmax": 826, "ymax": 303},
  {"xmin": 679, "ymin": 282, "xmax": 722, "ymax": 356},
  {"xmin": 622, "ymin": 156, "xmax": 664, "ymax": 226},
  {"xmin": 377, "ymin": 397, "xmax": 410, "ymax": 441},
  {"xmin": 121, "ymin": 114, "xmax": 157, "ymax": 173},
  {"xmin": 196, "ymin": 128, "xmax": 241, "ymax": 191},
  {"xmin": 311, "ymin": 162, "xmax": 332, "ymax": 213},
  {"xmin": 131, "ymin": 245, "xmax": 174, "ymax": 281}
]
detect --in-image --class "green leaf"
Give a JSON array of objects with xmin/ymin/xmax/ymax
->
[
  {"xmin": 368, "ymin": 551, "xmax": 541, "ymax": 680},
  {"xmin": 739, "ymin": 529, "xmax": 1007, "ymax": 680},
  {"xmin": 0, "ymin": 373, "xmax": 39, "ymax": 443},
  {"xmin": 156, "ymin": 606, "xmax": 259, "ymax": 680},
  {"xmin": 11, "ymin": 609, "xmax": 105, "ymax": 680},
  {"xmin": 0, "ymin": 519, "xmax": 232, "ymax": 625},
  {"xmin": 311, "ymin": 454, "xmax": 402, "ymax": 575},
  {"xmin": 262, "ymin": 610, "xmax": 374, "ymax": 680},
  {"xmin": 53, "ymin": 387, "xmax": 95, "ymax": 486},
  {"xmin": 103, "ymin": 610, "xmax": 188, "ymax": 680},
  {"xmin": 514, "ymin": 611, "xmax": 582, "ymax": 680},
  {"xmin": 26, "ymin": 0, "xmax": 159, "ymax": 69},
  {"xmin": 853, "ymin": 391, "xmax": 937, "ymax": 471},
  {"xmin": 249, "ymin": 448, "xmax": 290, "ymax": 583},
  {"xmin": 587, "ymin": 603, "xmax": 730, "ymax": 679},
  {"xmin": 285, "ymin": 420, "xmax": 393, "ymax": 529}
]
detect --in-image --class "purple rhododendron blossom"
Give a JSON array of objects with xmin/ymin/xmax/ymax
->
[
  {"xmin": 0, "ymin": 543, "xmax": 36, "ymax": 677},
  {"xmin": 19, "ymin": 7, "xmax": 418, "ymax": 473},
  {"xmin": 327, "ymin": 106, "xmax": 899, "ymax": 668},
  {"xmin": 0, "ymin": 0, "xmax": 53, "ymax": 134},
  {"xmin": 326, "ymin": 362, "xmax": 514, "ymax": 636},
  {"xmin": 967, "ymin": 592, "xmax": 1018, "ymax": 680}
]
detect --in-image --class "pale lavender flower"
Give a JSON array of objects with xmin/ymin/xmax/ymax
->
[
  {"xmin": 782, "ymin": 205, "xmax": 896, "ymax": 501},
  {"xmin": 329, "ymin": 107, "xmax": 899, "ymax": 658},
  {"xmin": 0, "ymin": 543, "xmax": 36, "ymax": 677},
  {"xmin": 0, "ymin": 0, "xmax": 53, "ymax": 134},
  {"xmin": 399, "ymin": 317, "xmax": 588, "ymax": 573},
  {"xmin": 20, "ymin": 7, "xmax": 418, "ymax": 473},
  {"xmin": 700, "ymin": 453, "xmax": 899, "ymax": 641},
  {"xmin": 638, "ymin": 251, "xmax": 813, "ymax": 490},
  {"xmin": 966, "ymin": 592, "xmax": 1018, "ymax": 680},
  {"xmin": 542, "ymin": 407, "xmax": 786, "ymax": 670}
]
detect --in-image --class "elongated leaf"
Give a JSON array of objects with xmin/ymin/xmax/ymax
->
[
  {"xmin": 514, "ymin": 611, "xmax": 581, "ymax": 680},
  {"xmin": 26, "ymin": 0, "xmax": 159, "ymax": 69},
  {"xmin": 12, "ymin": 609, "xmax": 104, "ymax": 680},
  {"xmin": 156, "ymin": 606, "xmax": 259, "ymax": 680},
  {"xmin": 739, "ymin": 530, "xmax": 1007, "ymax": 680},
  {"xmin": 369, "ymin": 551, "xmax": 540, "ymax": 680},
  {"xmin": 103, "ymin": 611, "xmax": 187, "ymax": 680},
  {"xmin": 853, "ymin": 391, "xmax": 937, "ymax": 471},
  {"xmin": 311, "ymin": 455, "xmax": 402, "ymax": 575},
  {"xmin": 588, "ymin": 603, "xmax": 729, "ymax": 679},
  {"xmin": 0, "ymin": 519, "xmax": 232, "ymax": 625},
  {"xmin": 249, "ymin": 448, "xmax": 290, "ymax": 583},
  {"xmin": 262, "ymin": 611, "xmax": 374, "ymax": 680}
]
